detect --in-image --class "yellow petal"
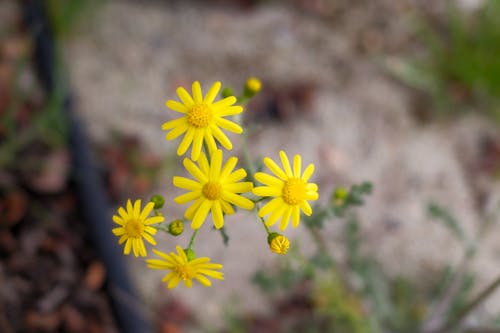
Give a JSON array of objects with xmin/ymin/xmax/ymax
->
[
  {"xmin": 165, "ymin": 122, "xmax": 188, "ymax": 141},
  {"xmin": 265, "ymin": 204, "xmax": 287, "ymax": 227},
  {"xmin": 218, "ymin": 105, "xmax": 243, "ymax": 117},
  {"xmin": 209, "ymin": 149, "xmax": 223, "ymax": 180},
  {"xmin": 184, "ymin": 279, "xmax": 193, "ymax": 288},
  {"xmin": 192, "ymin": 81, "xmax": 203, "ymax": 104},
  {"xmin": 215, "ymin": 117, "xmax": 243, "ymax": 134},
  {"xmin": 177, "ymin": 127, "xmax": 195, "ymax": 156},
  {"xmin": 204, "ymin": 81, "xmax": 221, "ymax": 104},
  {"xmin": 173, "ymin": 176, "xmax": 201, "ymax": 190},
  {"xmin": 198, "ymin": 269, "xmax": 224, "ymax": 279},
  {"xmin": 263, "ymin": 157, "xmax": 287, "ymax": 180},
  {"xmin": 302, "ymin": 163, "xmax": 315, "ymax": 181},
  {"xmin": 223, "ymin": 182, "xmax": 252, "ymax": 193},
  {"xmin": 194, "ymin": 275, "xmax": 212, "ymax": 287},
  {"xmin": 183, "ymin": 158, "xmax": 208, "ymax": 183},
  {"xmin": 210, "ymin": 124, "xmax": 232, "ymax": 150},
  {"xmin": 143, "ymin": 233, "xmax": 157, "ymax": 246},
  {"xmin": 167, "ymin": 276, "xmax": 181, "ymax": 289},
  {"xmin": 138, "ymin": 239, "xmax": 147, "ymax": 257},
  {"xmin": 254, "ymin": 172, "xmax": 283, "ymax": 187},
  {"xmin": 144, "ymin": 216, "xmax": 164, "ymax": 225},
  {"xmin": 191, "ymin": 129, "xmax": 204, "ymax": 161},
  {"xmin": 203, "ymin": 128, "xmax": 218, "ymax": 154},
  {"xmin": 112, "ymin": 227, "xmax": 125, "ymax": 236},
  {"xmin": 162, "ymin": 118, "xmax": 186, "ymax": 131},
  {"xmin": 118, "ymin": 206, "xmax": 128, "ymax": 219},
  {"xmin": 185, "ymin": 197, "xmax": 204, "ymax": 220},
  {"xmin": 118, "ymin": 235, "xmax": 127, "ymax": 244},
  {"xmin": 212, "ymin": 96, "xmax": 236, "ymax": 110},
  {"xmin": 197, "ymin": 152, "xmax": 210, "ymax": 174},
  {"xmin": 221, "ymin": 192, "xmax": 254, "ymax": 210},
  {"xmin": 139, "ymin": 202, "xmax": 155, "ymax": 220},
  {"xmin": 176, "ymin": 86, "xmax": 194, "ymax": 107},
  {"xmin": 279, "ymin": 151, "xmax": 293, "ymax": 177},
  {"xmin": 219, "ymin": 156, "xmax": 238, "ymax": 181},
  {"xmin": 253, "ymin": 186, "xmax": 281, "ymax": 197},
  {"xmin": 225, "ymin": 169, "xmax": 247, "ymax": 184},
  {"xmin": 306, "ymin": 183, "xmax": 318, "ymax": 191},
  {"xmin": 305, "ymin": 191, "xmax": 319, "ymax": 201},
  {"xmin": 132, "ymin": 239, "xmax": 140, "ymax": 257},
  {"xmin": 211, "ymin": 201, "xmax": 224, "ymax": 229},
  {"xmin": 300, "ymin": 200, "xmax": 313, "ymax": 216},
  {"xmin": 174, "ymin": 191, "xmax": 201, "ymax": 204},
  {"xmin": 220, "ymin": 200, "xmax": 235, "ymax": 215},
  {"xmin": 279, "ymin": 206, "xmax": 293, "ymax": 231},
  {"xmin": 133, "ymin": 199, "xmax": 142, "ymax": 218},
  {"xmin": 191, "ymin": 199, "xmax": 212, "ymax": 229},
  {"xmin": 126, "ymin": 199, "xmax": 133, "ymax": 215},
  {"xmin": 112, "ymin": 215, "xmax": 124, "ymax": 226},
  {"xmin": 258, "ymin": 197, "xmax": 282, "ymax": 217},
  {"xmin": 165, "ymin": 100, "xmax": 188, "ymax": 113},
  {"xmin": 124, "ymin": 238, "xmax": 132, "ymax": 255},
  {"xmin": 293, "ymin": 154, "xmax": 302, "ymax": 178}
]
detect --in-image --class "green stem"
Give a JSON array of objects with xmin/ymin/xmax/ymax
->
[
  {"xmin": 187, "ymin": 229, "xmax": 199, "ymax": 250},
  {"xmin": 203, "ymin": 141, "xmax": 211, "ymax": 162},
  {"xmin": 439, "ymin": 274, "xmax": 500, "ymax": 333},
  {"xmin": 258, "ymin": 216, "xmax": 271, "ymax": 235}
]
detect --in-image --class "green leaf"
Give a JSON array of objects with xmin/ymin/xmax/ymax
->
[{"xmin": 427, "ymin": 202, "xmax": 465, "ymax": 242}]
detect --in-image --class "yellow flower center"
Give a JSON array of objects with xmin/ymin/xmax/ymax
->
[
  {"xmin": 282, "ymin": 178, "xmax": 307, "ymax": 205},
  {"xmin": 174, "ymin": 264, "xmax": 194, "ymax": 280},
  {"xmin": 125, "ymin": 219, "xmax": 144, "ymax": 238},
  {"xmin": 202, "ymin": 182, "xmax": 222, "ymax": 200},
  {"xmin": 187, "ymin": 104, "xmax": 212, "ymax": 128}
]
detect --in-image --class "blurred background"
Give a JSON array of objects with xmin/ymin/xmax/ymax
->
[{"xmin": 1, "ymin": 0, "xmax": 500, "ymax": 332}]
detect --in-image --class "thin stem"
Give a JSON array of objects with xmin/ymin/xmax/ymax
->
[
  {"xmin": 439, "ymin": 274, "xmax": 500, "ymax": 333},
  {"xmin": 203, "ymin": 141, "xmax": 211, "ymax": 162},
  {"xmin": 187, "ymin": 229, "xmax": 199, "ymax": 250},
  {"xmin": 154, "ymin": 223, "xmax": 170, "ymax": 234},
  {"xmin": 258, "ymin": 216, "xmax": 271, "ymax": 235}
]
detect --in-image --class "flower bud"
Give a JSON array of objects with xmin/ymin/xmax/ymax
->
[
  {"xmin": 267, "ymin": 232, "xmax": 290, "ymax": 255},
  {"xmin": 150, "ymin": 194, "xmax": 165, "ymax": 209},
  {"xmin": 183, "ymin": 248, "xmax": 196, "ymax": 261},
  {"xmin": 168, "ymin": 219, "xmax": 184, "ymax": 236},
  {"xmin": 333, "ymin": 187, "xmax": 348, "ymax": 205},
  {"xmin": 221, "ymin": 87, "xmax": 234, "ymax": 99},
  {"xmin": 244, "ymin": 77, "xmax": 262, "ymax": 98}
]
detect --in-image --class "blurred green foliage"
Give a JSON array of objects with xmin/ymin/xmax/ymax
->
[
  {"xmin": 45, "ymin": 0, "xmax": 102, "ymax": 38},
  {"xmin": 390, "ymin": 0, "xmax": 500, "ymax": 122}
]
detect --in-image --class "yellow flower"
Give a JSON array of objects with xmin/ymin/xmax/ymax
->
[
  {"xmin": 253, "ymin": 151, "xmax": 319, "ymax": 230},
  {"xmin": 146, "ymin": 245, "xmax": 224, "ymax": 288},
  {"xmin": 173, "ymin": 149, "xmax": 254, "ymax": 230},
  {"xmin": 112, "ymin": 199, "xmax": 164, "ymax": 257},
  {"xmin": 268, "ymin": 233, "xmax": 290, "ymax": 255},
  {"xmin": 162, "ymin": 81, "xmax": 244, "ymax": 161}
]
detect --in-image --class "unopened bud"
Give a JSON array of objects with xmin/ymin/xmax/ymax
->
[
  {"xmin": 183, "ymin": 248, "xmax": 196, "ymax": 261},
  {"xmin": 244, "ymin": 77, "xmax": 262, "ymax": 98},
  {"xmin": 150, "ymin": 194, "xmax": 165, "ymax": 209},
  {"xmin": 168, "ymin": 219, "xmax": 184, "ymax": 236},
  {"xmin": 333, "ymin": 187, "xmax": 348, "ymax": 205},
  {"xmin": 267, "ymin": 232, "xmax": 290, "ymax": 255},
  {"xmin": 221, "ymin": 87, "xmax": 234, "ymax": 99}
]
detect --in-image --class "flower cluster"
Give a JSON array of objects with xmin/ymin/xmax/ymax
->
[{"xmin": 112, "ymin": 78, "xmax": 319, "ymax": 288}]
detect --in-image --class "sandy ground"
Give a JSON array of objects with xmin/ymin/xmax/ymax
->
[{"xmin": 66, "ymin": 0, "xmax": 500, "ymax": 328}]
